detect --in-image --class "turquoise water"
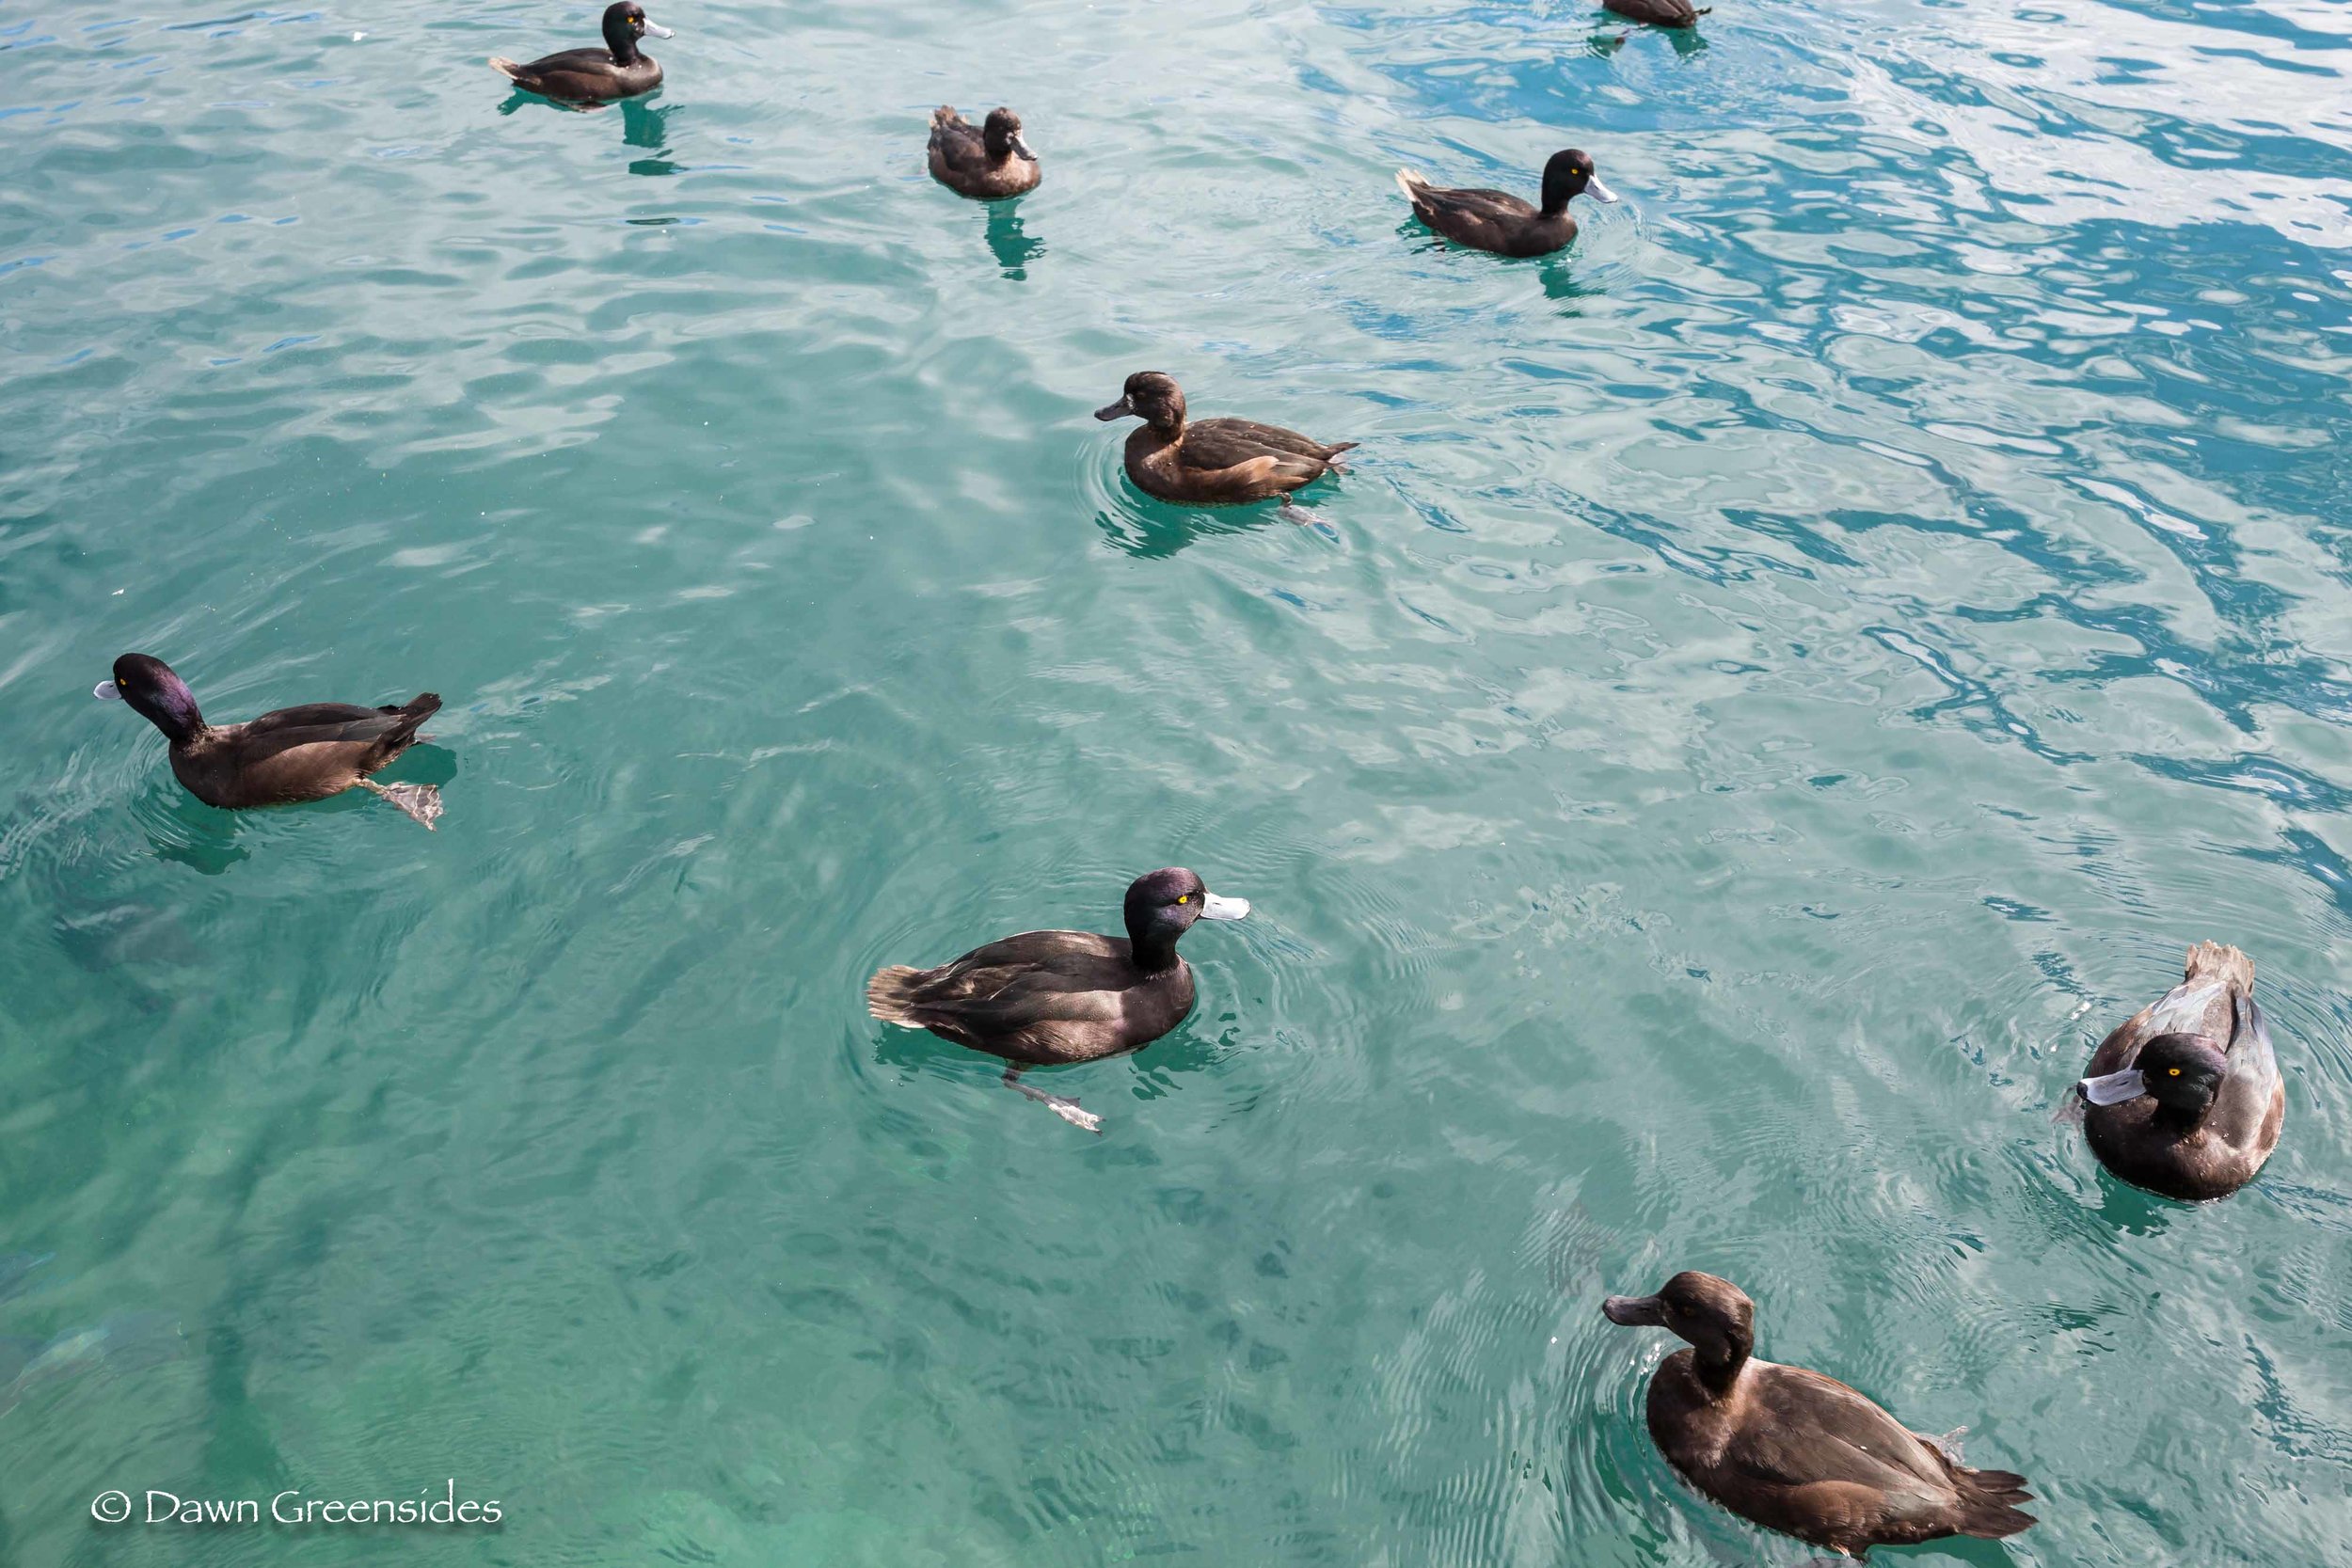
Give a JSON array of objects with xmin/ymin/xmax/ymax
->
[{"xmin": 4, "ymin": 0, "xmax": 2351, "ymax": 1561}]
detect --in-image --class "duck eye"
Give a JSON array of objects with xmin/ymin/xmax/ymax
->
[
  {"xmin": 1175, "ymin": 895, "xmax": 1189, "ymax": 905},
  {"xmin": 2169, "ymin": 1067, "xmax": 2182, "ymax": 1076}
]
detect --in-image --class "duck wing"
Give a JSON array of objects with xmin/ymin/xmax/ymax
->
[
  {"xmin": 491, "ymin": 47, "xmax": 624, "ymax": 98},
  {"xmin": 1179, "ymin": 419, "xmax": 1352, "ymax": 489},
  {"xmin": 928, "ymin": 108, "xmax": 988, "ymax": 175},
  {"xmin": 1397, "ymin": 172, "xmax": 1541, "ymax": 248},
  {"xmin": 2210, "ymin": 991, "xmax": 2285, "ymax": 1150},
  {"xmin": 1605, "ymin": 0, "xmax": 1708, "ymax": 24},
  {"xmin": 2083, "ymin": 946, "xmax": 2246, "ymax": 1077},
  {"xmin": 868, "ymin": 931, "xmax": 1145, "ymax": 1059},
  {"xmin": 1728, "ymin": 1365, "xmax": 2034, "ymax": 1545}
]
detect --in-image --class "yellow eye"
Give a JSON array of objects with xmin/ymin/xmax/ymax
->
[
  {"xmin": 1175, "ymin": 895, "xmax": 1189, "ymax": 904},
  {"xmin": 2169, "ymin": 1067, "xmax": 2181, "ymax": 1077}
]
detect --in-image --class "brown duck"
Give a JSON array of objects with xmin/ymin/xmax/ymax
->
[
  {"xmin": 928, "ymin": 106, "xmax": 1040, "ymax": 200},
  {"xmin": 489, "ymin": 2, "xmax": 672, "ymax": 104},
  {"xmin": 97, "ymin": 654, "xmax": 443, "ymax": 829},
  {"xmin": 1603, "ymin": 1272, "xmax": 2036, "ymax": 1560},
  {"xmin": 1093, "ymin": 372, "xmax": 1355, "ymax": 510},
  {"xmin": 1395, "ymin": 150, "xmax": 1618, "ymax": 258},
  {"xmin": 2073, "ymin": 941, "xmax": 2285, "ymax": 1201},
  {"xmin": 866, "ymin": 868, "xmax": 1248, "ymax": 1132}
]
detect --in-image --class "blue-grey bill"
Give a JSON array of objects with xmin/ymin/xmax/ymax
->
[
  {"xmin": 1585, "ymin": 177, "xmax": 1621, "ymax": 204},
  {"xmin": 93, "ymin": 681, "xmax": 121, "ymax": 701},
  {"xmin": 1010, "ymin": 134, "xmax": 1038, "ymax": 163},
  {"xmin": 2078, "ymin": 1068, "xmax": 2145, "ymax": 1106},
  {"xmin": 644, "ymin": 20, "xmax": 675, "ymax": 38},
  {"xmin": 1198, "ymin": 894, "xmax": 1248, "ymax": 921}
]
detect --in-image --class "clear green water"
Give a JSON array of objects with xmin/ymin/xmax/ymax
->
[{"xmin": 5, "ymin": 0, "xmax": 2350, "ymax": 1562}]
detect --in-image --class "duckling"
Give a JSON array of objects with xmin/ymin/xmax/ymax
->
[
  {"xmin": 1093, "ymin": 372, "xmax": 1355, "ymax": 512},
  {"xmin": 2073, "ymin": 941, "xmax": 2284, "ymax": 1201},
  {"xmin": 1603, "ymin": 1273, "xmax": 2037, "ymax": 1559},
  {"xmin": 1605, "ymin": 0, "xmax": 1711, "ymax": 25},
  {"xmin": 96, "ymin": 654, "xmax": 443, "ymax": 829},
  {"xmin": 929, "ymin": 106, "xmax": 1040, "ymax": 200},
  {"xmin": 866, "ymin": 868, "xmax": 1249, "ymax": 1132},
  {"xmin": 490, "ymin": 2, "xmax": 673, "ymax": 104},
  {"xmin": 1395, "ymin": 150, "xmax": 1618, "ymax": 258}
]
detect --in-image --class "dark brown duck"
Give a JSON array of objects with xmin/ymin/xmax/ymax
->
[
  {"xmin": 866, "ymin": 868, "xmax": 1248, "ymax": 1132},
  {"xmin": 97, "ymin": 654, "xmax": 443, "ymax": 829},
  {"xmin": 490, "ymin": 2, "xmax": 673, "ymax": 104},
  {"xmin": 929, "ymin": 106, "xmax": 1040, "ymax": 200},
  {"xmin": 1093, "ymin": 372, "xmax": 1355, "ymax": 510},
  {"xmin": 1603, "ymin": 1273, "xmax": 2036, "ymax": 1560},
  {"xmin": 2073, "ymin": 941, "xmax": 2284, "ymax": 1201},
  {"xmin": 1395, "ymin": 150, "xmax": 1618, "ymax": 258}
]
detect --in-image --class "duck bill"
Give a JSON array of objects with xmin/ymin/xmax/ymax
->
[
  {"xmin": 1196, "ymin": 894, "xmax": 1248, "ymax": 921},
  {"xmin": 1602, "ymin": 1294, "xmax": 1665, "ymax": 1327},
  {"xmin": 1584, "ymin": 177, "xmax": 1621, "ymax": 205},
  {"xmin": 1093, "ymin": 397, "xmax": 1134, "ymax": 422},
  {"xmin": 93, "ymin": 680, "xmax": 122, "ymax": 701},
  {"xmin": 1009, "ymin": 133, "xmax": 1038, "ymax": 163},
  {"xmin": 642, "ymin": 20, "xmax": 675, "ymax": 38},
  {"xmin": 2077, "ymin": 1068, "xmax": 2147, "ymax": 1107}
]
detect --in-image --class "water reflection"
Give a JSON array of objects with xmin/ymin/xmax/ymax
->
[
  {"xmin": 622, "ymin": 96, "xmax": 678, "ymax": 177},
  {"xmin": 983, "ymin": 201, "xmax": 1043, "ymax": 280}
]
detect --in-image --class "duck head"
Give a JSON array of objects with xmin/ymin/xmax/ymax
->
[
  {"xmin": 2079, "ymin": 1032, "xmax": 2230, "ymax": 1121},
  {"xmin": 95, "ymin": 653, "xmax": 204, "ymax": 744},
  {"xmin": 1540, "ymin": 149, "xmax": 1618, "ymax": 215},
  {"xmin": 1604, "ymin": 1271, "xmax": 1756, "ymax": 1390},
  {"xmin": 603, "ymin": 1, "xmax": 673, "ymax": 61},
  {"xmin": 1123, "ymin": 866, "xmax": 1248, "ymax": 972},
  {"xmin": 984, "ymin": 107, "xmax": 1037, "ymax": 165},
  {"xmin": 1095, "ymin": 372, "xmax": 1186, "ymax": 436}
]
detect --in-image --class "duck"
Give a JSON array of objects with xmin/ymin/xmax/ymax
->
[
  {"xmin": 489, "ymin": 2, "xmax": 673, "ymax": 104},
  {"xmin": 1604, "ymin": 0, "xmax": 1711, "ymax": 25},
  {"xmin": 1602, "ymin": 1272, "xmax": 2037, "ymax": 1560},
  {"xmin": 2073, "ymin": 941, "xmax": 2284, "ymax": 1201},
  {"xmin": 1395, "ymin": 150, "xmax": 1618, "ymax": 258},
  {"xmin": 928, "ymin": 106, "xmax": 1040, "ymax": 200},
  {"xmin": 96, "ymin": 654, "xmax": 443, "ymax": 829},
  {"xmin": 1093, "ymin": 372, "xmax": 1355, "ymax": 510},
  {"xmin": 866, "ymin": 867, "xmax": 1249, "ymax": 1132}
]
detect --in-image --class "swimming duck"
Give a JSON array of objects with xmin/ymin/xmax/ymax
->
[
  {"xmin": 2073, "ymin": 941, "xmax": 2284, "ymax": 1201},
  {"xmin": 1604, "ymin": 0, "xmax": 1711, "ymax": 25},
  {"xmin": 929, "ymin": 106, "xmax": 1040, "ymax": 200},
  {"xmin": 96, "ymin": 654, "xmax": 443, "ymax": 829},
  {"xmin": 1603, "ymin": 1273, "xmax": 2037, "ymax": 1559},
  {"xmin": 1395, "ymin": 150, "xmax": 1618, "ymax": 258},
  {"xmin": 866, "ymin": 867, "xmax": 1249, "ymax": 1132},
  {"xmin": 1093, "ymin": 372, "xmax": 1355, "ymax": 510},
  {"xmin": 489, "ymin": 2, "xmax": 673, "ymax": 104}
]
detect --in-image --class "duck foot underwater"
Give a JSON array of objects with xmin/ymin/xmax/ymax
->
[
  {"xmin": 358, "ymin": 779, "xmax": 444, "ymax": 830},
  {"xmin": 1002, "ymin": 1066, "xmax": 1103, "ymax": 1134}
]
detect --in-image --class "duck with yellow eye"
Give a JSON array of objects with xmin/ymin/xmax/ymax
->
[
  {"xmin": 866, "ymin": 868, "xmax": 1249, "ymax": 1133},
  {"xmin": 490, "ymin": 2, "xmax": 674, "ymax": 105},
  {"xmin": 2070, "ymin": 941, "xmax": 2285, "ymax": 1201}
]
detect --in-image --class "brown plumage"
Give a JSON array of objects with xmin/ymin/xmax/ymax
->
[
  {"xmin": 1603, "ymin": 1273, "xmax": 2036, "ymax": 1560},
  {"xmin": 1092, "ymin": 372, "xmax": 1354, "ymax": 508},
  {"xmin": 1395, "ymin": 149, "xmax": 1618, "ymax": 258},
  {"xmin": 866, "ymin": 868, "xmax": 1249, "ymax": 1132},
  {"xmin": 928, "ymin": 106, "xmax": 1040, "ymax": 200},
  {"xmin": 98, "ymin": 653, "xmax": 444, "ymax": 829},
  {"xmin": 489, "ymin": 1, "xmax": 671, "ymax": 104},
  {"xmin": 2072, "ymin": 942, "xmax": 2285, "ymax": 1201}
]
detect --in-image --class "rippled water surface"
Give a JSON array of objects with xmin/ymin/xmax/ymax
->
[{"xmin": 5, "ymin": 0, "xmax": 2351, "ymax": 1561}]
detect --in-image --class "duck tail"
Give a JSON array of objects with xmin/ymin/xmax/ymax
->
[
  {"xmin": 866, "ymin": 965, "xmax": 930, "ymax": 1027},
  {"xmin": 378, "ymin": 692, "xmax": 442, "ymax": 751},
  {"xmin": 1325, "ymin": 441, "xmax": 1360, "ymax": 457},
  {"xmin": 1951, "ymin": 1465, "xmax": 2036, "ymax": 1540},
  {"xmin": 2184, "ymin": 940, "xmax": 2253, "ymax": 993},
  {"xmin": 931, "ymin": 104, "xmax": 961, "ymax": 128},
  {"xmin": 488, "ymin": 56, "xmax": 524, "ymax": 81},
  {"xmin": 1394, "ymin": 167, "xmax": 1431, "ymax": 200}
]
